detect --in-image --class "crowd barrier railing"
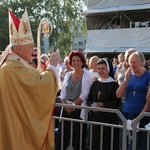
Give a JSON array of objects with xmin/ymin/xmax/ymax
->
[
  {"xmin": 53, "ymin": 103, "xmax": 150, "ymax": 150},
  {"xmin": 132, "ymin": 112, "xmax": 150, "ymax": 150}
]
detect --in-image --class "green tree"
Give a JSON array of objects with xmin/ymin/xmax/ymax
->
[{"xmin": 0, "ymin": 2, "xmax": 9, "ymax": 50}]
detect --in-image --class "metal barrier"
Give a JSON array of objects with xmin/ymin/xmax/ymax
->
[
  {"xmin": 132, "ymin": 112, "xmax": 150, "ymax": 150},
  {"xmin": 53, "ymin": 103, "xmax": 150, "ymax": 150}
]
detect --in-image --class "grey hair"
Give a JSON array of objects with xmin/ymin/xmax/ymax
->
[
  {"xmin": 41, "ymin": 54, "xmax": 48, "ymax": 59},
  {"xmin": 129, "ymin": 51, "xmax": 146, "ymax": 66},
  {"xmin": 125, "ymin": 48, "xmax": 136, "ymax": 57}
]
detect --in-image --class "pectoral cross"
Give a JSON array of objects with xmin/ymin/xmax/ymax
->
[
  {"xmin": 97, "ymin": 91, "xmax": 101, "ymax": 99},
  {"xmin": 133, "ymin": 90, "xmax": 136, "ymax": 96}
]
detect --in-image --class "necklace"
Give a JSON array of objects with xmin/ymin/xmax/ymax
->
[
  {"xmin": 132, "ymin": 76, "xmax": 141, "ymax": 96},
  {"xmin": 97, "ymin": 91, "xmax": 101, "ymax": 99}
]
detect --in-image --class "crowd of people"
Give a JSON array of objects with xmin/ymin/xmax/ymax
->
[
  {"xmin": 0, "ymin": 7, "xmax": 150, "ymax": 150},
  {"xmin": 52, "ymin": 48, "xmax": 150, "ymax": 150}
]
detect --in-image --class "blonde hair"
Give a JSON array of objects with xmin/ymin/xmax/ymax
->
[
  {"xmin": 89, "ymin": 55, "xmax": 99, "ymax": 68},
  {"xmin": 64, "ymin": 56, "xmax": 69, "ymax": 63}
]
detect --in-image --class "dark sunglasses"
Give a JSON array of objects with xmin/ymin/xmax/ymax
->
[{"xmin": 32, "ymin": 54, "xmax": 37, "ymax": 57}]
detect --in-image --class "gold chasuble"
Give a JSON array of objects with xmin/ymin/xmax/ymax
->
[{"xmin": 0, "ymin": 58, "xmax": 58, "ymax": 150}]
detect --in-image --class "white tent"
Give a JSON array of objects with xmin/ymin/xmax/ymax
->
[
  {"xmin": 82, "ymin": 0, "xmax": 150, "ymax": 53},
  {"xmin": 85, "ymin": 27, "xmax": 150, "ymax": 53},
  {"xmin": 87, "ymin": 0, "xmax": 150, "ymax": 10}
]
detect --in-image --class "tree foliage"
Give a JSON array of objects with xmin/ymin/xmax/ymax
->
[{"xmin": 0, "ymin": 0, "xmax": 87, "ymax": 57}]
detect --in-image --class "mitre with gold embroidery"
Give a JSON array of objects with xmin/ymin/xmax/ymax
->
[
  {"xmin": 0, "ymin": 8, "xmax": 34, "ymax": 66},
  {"xmin": 9, "ymin": 8, "xmax": 33, "ymax": 45}
]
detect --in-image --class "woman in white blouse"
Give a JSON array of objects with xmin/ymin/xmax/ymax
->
[{"xmin": 55, "ymin": 50, "xmax": 93, "ymax": 150}]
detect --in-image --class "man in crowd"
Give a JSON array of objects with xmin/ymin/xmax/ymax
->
[
  {"xmin": 0, "ymin": 8, "xmax": 59, "ymax": 150},
  {"xmin": 114, "ymin": 48, "xmax": 136, "ymax": 85}
]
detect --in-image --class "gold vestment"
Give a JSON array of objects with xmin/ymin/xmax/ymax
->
[{"xmin": 0, "ymin": 59, "xmax": 57, "ymax": 150}]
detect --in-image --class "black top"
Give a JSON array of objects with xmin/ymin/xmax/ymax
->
[
  {"xmin": 87, "ymin": 80, "xmax": 121, "ymax": 150},
  {"xmin": 87, "ymin": 80, "xmax": 121, "ymax": 122},
  {"xmin": 87, "ymin": 80, "xmax": 121, "ymax": 109}
]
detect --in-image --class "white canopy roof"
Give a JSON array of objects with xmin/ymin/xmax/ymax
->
[
  {"xmin": 84, "ymin": 28, "xmax": 150, "ymax": 53},
  {"xmin": 82, "ymin": 0, "xmax": 150, "ymax": 15},
  {"xmin": 83, "ymin": 0, "xmax": 150, "ymax": 53},
  {"xmin": 87, "ymin": 0, "xmax": 150, "ymax": 9}
]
